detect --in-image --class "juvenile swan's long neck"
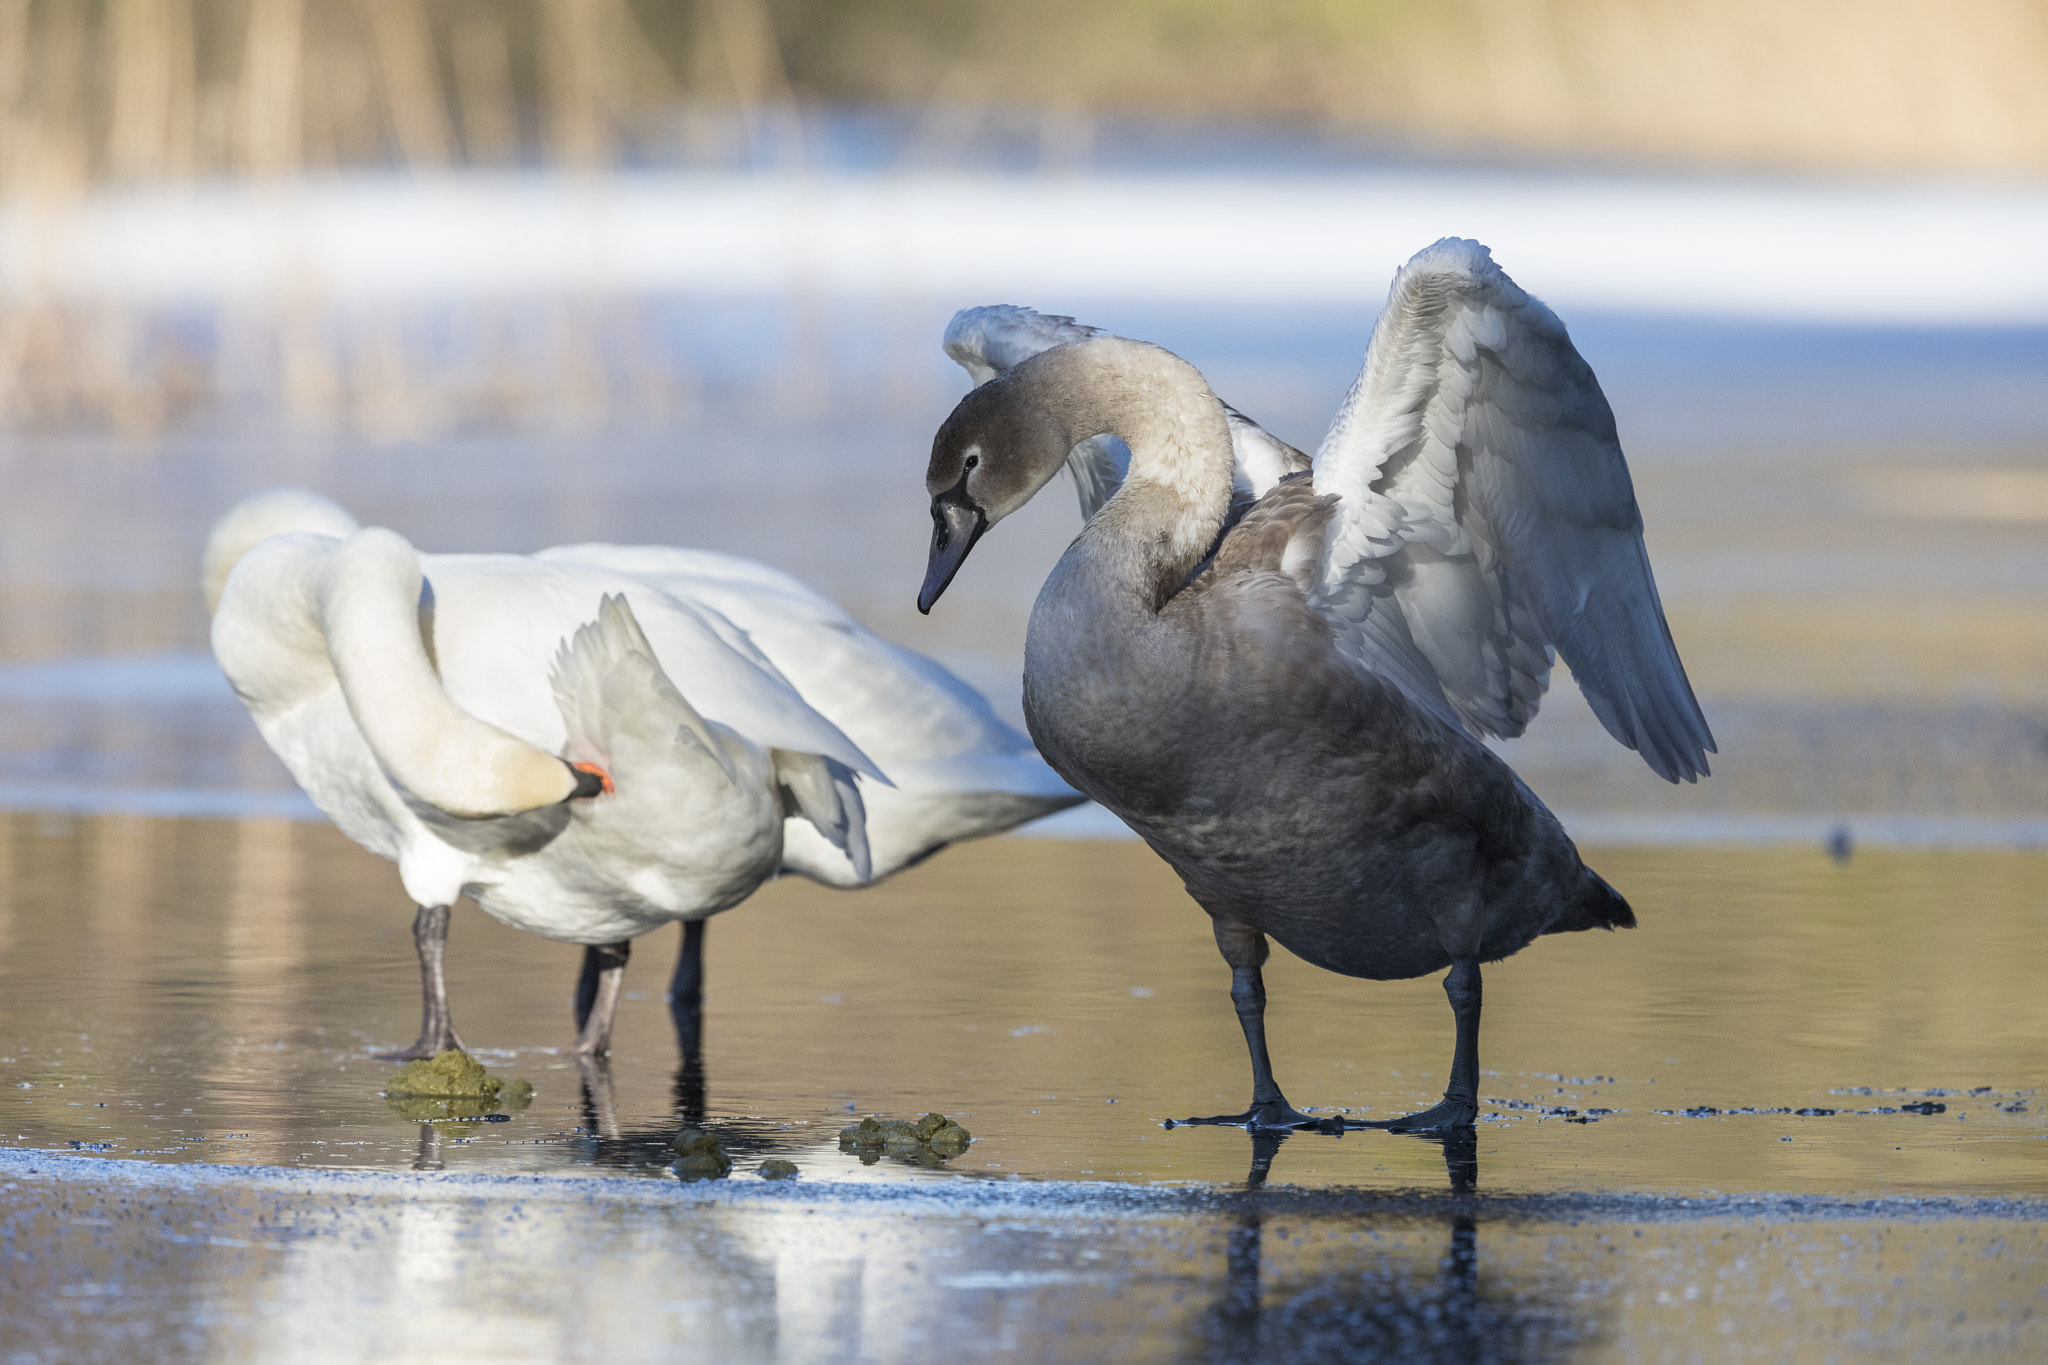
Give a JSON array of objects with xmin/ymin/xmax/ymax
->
[{"xmin": 1023, "ymin": 338, "xmax": 1236, "ymax": 605}]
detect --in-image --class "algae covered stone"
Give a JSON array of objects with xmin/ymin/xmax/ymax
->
[
  {"xmin": 385, "ymin": 1050, "xmax": 502, "ymax": 1099},
  {"xmin": 758, "ymin": 1159, "xmax": 800, "ymax": 1181},
  {"xmin": 838, "ymin": 1112, "xmax": 973, "ymax": 1163},
  {"xmin": 838, "ymin": 1117, "xmax": 885, "ymax": 1146},
  {"xmin": 382, "ymin": 1050, "xmax": 529, "ymax": 1123},
  {"xmin": 673, "ymin": 1127, "xmax": 732, "ymax": 1180}
]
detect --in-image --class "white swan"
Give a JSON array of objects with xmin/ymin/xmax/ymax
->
[
  {"xmin": 918, "ymin": 239, "xmax": 1713, "ymax": 1132},
  {"xmin": 207, "ymin": 492, "xmax": 875, "ymax": 1059},
  {"xmin": 205, "ymin": 491, "xmax": 1080, "ymax": 1059}
]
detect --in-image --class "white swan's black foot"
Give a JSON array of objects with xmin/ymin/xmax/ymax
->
[
  {"xmin": 1359, "ymin": 1097, "xmax": 1477, "ymax": 1133},
  {"xmin": 1168, "ymin": 1101, "xmax": 1344, "ymax": 1133}
]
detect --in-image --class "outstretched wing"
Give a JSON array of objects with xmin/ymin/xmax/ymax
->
[
  {"xmin": 1311, "ymin": 238, "xmax": 1713, "ymax": 782},
  {"xmin": 942, "ymin": 305, "xmax": 1310, "ymax": 523}
]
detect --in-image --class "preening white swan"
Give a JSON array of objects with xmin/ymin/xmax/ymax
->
[
  {"xmin": 920, "ymin": 239, "xmax": 1713, "ymax": 1132},
  {"xmin": 205, "ymin": 490, "xmax": 1080, "ymax": 1059},
  {"xmin": 208, "ymin": 493, "xmax": 873, "ymax": 1058}
]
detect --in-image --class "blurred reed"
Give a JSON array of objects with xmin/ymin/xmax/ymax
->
[
  {"xmin": 781, "ymin": 0, "xmax": 2048, "ymax": 176},
  {"xmin": 0, "ymin": 0, "xmax": 795, "ymax": 187},
  {"xmin": 0, "ymin": 0, "xmax": 799, "ymax": 436},
  {"xmin": 0, "ymin": 0, "xmax": 2043, "ymax": 438},
  {"xmin": 9, "ymin": 0, "xmax": 2038, "ymax": 189}
]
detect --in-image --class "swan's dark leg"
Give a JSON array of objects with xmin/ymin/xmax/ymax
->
[
  {"xmin": 1364, "ymin": 959, "xmax": 1481, "ymax": 1132},
  {"xmin": 667, "ymin": 919, "xmax": 706, "ymax": 1059},
  {"xmin": 412, "ymin": 1123, "xmax": 445, "ymax": 1171},
  {"xmin": 575, "ymin": 1052, "xmax": 624, "ymax": 1143},
  {"xmin": 1173, "ymin": 920, "xmax": 1329, "ymax": 1131},
  {"xmin": 572, "ymin": 940, "xmax": 632, "ymax": 1057},
  {"xmin": 380, "ymin": 903, "xmax": 464, "ymax": 1061}
]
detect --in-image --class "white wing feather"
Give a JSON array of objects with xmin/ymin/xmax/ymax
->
[
  {"xmin": 420, "ymin": 554, "xmax": 883, "ymax": 782},
  {"xmin": 1311, "ymin": 238, "xmax": 1713, "ymax": 782}
]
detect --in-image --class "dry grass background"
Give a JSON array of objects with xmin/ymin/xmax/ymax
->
[
  {"xmin": 1, "ymin": 0, "xmax": 2045, "ymax": 190},
  {"xmin": 0, "ymin": 0, "xmax": 2038, "ymax": 436}
]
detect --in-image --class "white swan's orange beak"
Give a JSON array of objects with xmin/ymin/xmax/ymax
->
[{"xmin": 568, "ymin": 762, "xmax": 614, "ymax": 797}]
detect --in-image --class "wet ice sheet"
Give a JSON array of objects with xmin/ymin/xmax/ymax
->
[
  {"xmin": 1, "ymin": 1151, "xmax": 2043, "ymax": 1365},
  {"xmin": 0, "ymin": 817, "xmax": 2043, "ymax": 1196}
]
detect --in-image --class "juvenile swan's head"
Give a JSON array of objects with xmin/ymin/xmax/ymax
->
[{"xmin": 918, "ymin": 355, "xmax": 1079, "ymax": 614}]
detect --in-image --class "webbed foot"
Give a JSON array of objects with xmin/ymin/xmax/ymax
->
[
  {"xmin": 1167, "ymin": 1101, "xmax": 1346, "ymax": 1134},
  {"xmin": 1359, "ymin": 1097, "xmax": 1477, "ymax": 1133}
]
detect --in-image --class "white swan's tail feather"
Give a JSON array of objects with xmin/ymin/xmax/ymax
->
[{"xmin": 774, "ymin": 751, "xmax": 871, "ymax": 883}]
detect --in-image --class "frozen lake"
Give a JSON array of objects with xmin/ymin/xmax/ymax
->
[
  {"xmin": 1, "ymin": 163, "xmax": 2045, "ymax": 1361},
  {"xmin": 2, "ymin": 823, "xmax": 2045, "ymax": 1362}
]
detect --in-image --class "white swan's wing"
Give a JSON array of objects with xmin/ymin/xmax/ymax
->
[
  {"xmin": 536, "ymin": 544, "xmax": 856, "ymax": 632},
  {"xmin": 540, "ymin": 543, "xmax": 1055, "ymax": 783},
  {"xmin": 1311, "ymin": 238, "xmax": 1713, "ymax": 782},
  {"xmin": 548, "ymin": 592, "xmax": 735, "ymax": 782},
  {"xmin": 943, "ymin": 306, "xmax": 1309, "ymax": 522},
  {"xmin": 420, "ymin": 554, "xmax": 883, "ymax": 782},
  {"xmin": 541, "ymin": 541, "xmax": 1083, "ymax": 884}
]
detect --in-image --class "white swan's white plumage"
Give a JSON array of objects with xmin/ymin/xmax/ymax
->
[
  {"xmin": 212, "ymin": 520, "xmax": 869, "ymax": 936},
  {"xmin": 535, "ymin": 541, "xmax": 1082, "ymax": 886},
  {"xmin": 944, "ymin": 239, "xmax": 1713, "ymax": 783}
]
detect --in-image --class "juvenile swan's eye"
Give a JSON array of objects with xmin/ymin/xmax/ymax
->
[{"xmin": 964, "ymin": 454, "xmax": 980, "ymax": 469}]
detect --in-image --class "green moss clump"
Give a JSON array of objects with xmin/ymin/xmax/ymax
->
[
  {"xmin": 673, "ymin": 1127, "xmax": 732, "ymax": 1180},
  {"xmin": 385, "ymin": 1050, "xmax": 502, "ymax": 1099},
  {"xmin": 838, "ymin": 1112, "xmax": 973, "ymax": 1163},
  {"xmin": 758, "ymin": 1159, "xmax": 800, "ymax": 1180},
  {"xmin": 382, "ymin": 1050, "xmax": 532, "ymax": 1124}
]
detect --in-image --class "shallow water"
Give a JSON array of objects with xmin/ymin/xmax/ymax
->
[{"xmin": 1, "ymin": 816, "xmax": 2041, "ymax": 1197}]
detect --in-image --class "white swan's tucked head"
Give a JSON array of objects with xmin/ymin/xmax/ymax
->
[{"xmin": 202, "ymin": 487, "xmax": 360, "ymax": 615}]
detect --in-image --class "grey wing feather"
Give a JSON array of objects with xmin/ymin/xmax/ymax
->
[{"xmin": 1313, "ymin": 238, "xmax": 1714, "ymax": 782}]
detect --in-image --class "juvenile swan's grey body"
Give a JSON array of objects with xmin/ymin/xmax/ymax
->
[{"xmin": 920, "ymin": 240, "xmax": 1711, "ymax": 1132}]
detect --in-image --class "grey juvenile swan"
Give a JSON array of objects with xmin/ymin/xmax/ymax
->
[{"xmin": 917, "ymin": 238, "xmax": 1713, "ymax": 1132}]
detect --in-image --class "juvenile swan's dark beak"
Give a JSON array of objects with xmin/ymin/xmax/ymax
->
[{"xmin": 918, "ymin": 488, "xmax": 987, "ymax": 614}]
